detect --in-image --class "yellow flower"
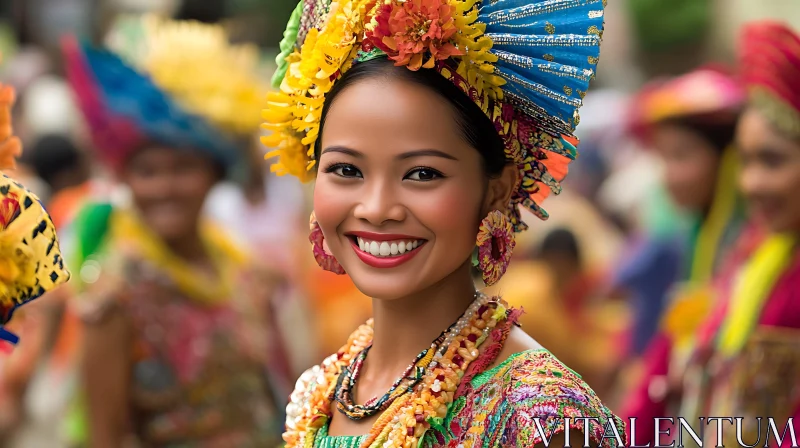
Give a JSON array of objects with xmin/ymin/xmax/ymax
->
[
  {"xmin": 0, "ymin": 220, "xmax": 37, "ymax": 307},
  {"xmin": 263, "ymin": 0, "xmax": 374, "ymax": 183},
  {"xmin": 491, "ymin": 303, "xmax": 507, "ymax": 321},
  {"xmin": 124, "ymin": 15, "xmax": 268, "ymax": 135}
]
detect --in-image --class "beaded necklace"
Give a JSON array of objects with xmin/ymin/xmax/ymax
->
[
  {"xmin": 334, "ymin": 301, "xmax": 465, "ymax": 420},
  {"xmin": 283, "ymin": 293, "xmax": 509, "ymax": 448}
]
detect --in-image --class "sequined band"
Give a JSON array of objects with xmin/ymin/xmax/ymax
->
[
  {"xmin": 504, "ymin": 91, "xmax": 574, "ymax": 135},
  {"xmin": 487, "ymin": 33, "xmax": 601, "ymax": 48},
  {"xmin": 504, "ymin": 72, "xmax": 582, "ymax": 108},
  {"xmin": 484, "ymin": 0, "xmax": 604, "ymax": 26},
  {"xmin": 750, "ymin": 87, "xmax": 800, "ymax": 140},
  {"xmin": 493, "ymin": 51, "xmax": 594, "ymax": 83}
]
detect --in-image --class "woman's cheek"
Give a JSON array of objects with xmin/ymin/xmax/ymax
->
[
  {"xmin": 313, "ymin": 178, "xmax": 353, "ymax": 238},
  {"xmin": 408, "ymin": 183, "xmax": 481, "ymax": 250}
]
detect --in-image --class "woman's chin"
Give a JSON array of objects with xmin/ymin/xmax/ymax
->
[{"xmin": 348, "ymin": 275, "xmax": 420, "ymax": 301}]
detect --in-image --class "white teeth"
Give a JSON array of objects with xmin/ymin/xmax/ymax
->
[{"xmin": 354, "ymin": 238, "xmax": 424, "ymax": 258}]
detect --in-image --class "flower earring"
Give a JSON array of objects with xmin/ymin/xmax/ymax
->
[
  {"xmin": 475, "ymin": 210, "xmax": 515, "ymax": 286},
  {"xmin": 309, "ymin": 211, "xmax": 346, "ymax": 275}
]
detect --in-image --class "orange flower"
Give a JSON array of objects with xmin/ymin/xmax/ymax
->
[
  {"xmin": 367, "ymin": 0, "xmax": 463, "ymax": 70},
  {"xmin": 0, "ymin": 84, "xmax": 21, "ymax": 171}
]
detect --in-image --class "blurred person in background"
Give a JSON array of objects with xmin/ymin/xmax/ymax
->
[
  {"xmin": 25, "ymin": 134, "xmax": 92, "ymax": 228},
  {"xmin": 678, "ymin": 21, "xmax": 800, "ymax": 446},
  {"xmin": 0, "ymin": 134, "xmax": 90, "ymax": 446},
  {"xmin": 488, "ymin": 227, "xmax": 628, "ymax": 402},
  {"xmin": 620, "ymin": 66, "xmax": 749, "ymax": 445},
  {"xmin": 56, "ymin": 17, "xmax": 291, "ymax": 447},
  {"xmin": 204, "ymin": 139, "xmax": 319, "ymax": 372},
  {"xmin": 0, "ymin": 68, "xmax": 71, "ymax": 445}
]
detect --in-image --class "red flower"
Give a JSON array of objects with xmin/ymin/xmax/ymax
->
[
  {"xmin": 367, "ymin": 0, "xmax": 463, "ymax": 70},
  {"xmin": 0, "ymin": 193, "xmax": 20, "ymax": 230}
]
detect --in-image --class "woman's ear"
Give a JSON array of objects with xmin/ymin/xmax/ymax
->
[{"xmin": 484, "ymin": 164, "xmax": 519, "ymax": 214}]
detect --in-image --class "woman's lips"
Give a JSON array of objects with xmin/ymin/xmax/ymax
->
[{"xmin": 347, "ymin": 233, "xmax": 426, "ymax": 269}]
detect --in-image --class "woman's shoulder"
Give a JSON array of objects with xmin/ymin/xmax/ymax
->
[{"xmin": 457, "ymin": 348, "xmax": 626, "ymax": 447}]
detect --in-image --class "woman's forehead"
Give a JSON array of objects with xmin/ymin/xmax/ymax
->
[{"xmin": 320, "ymin": 77, "xmax": 471, "ymax": 160}]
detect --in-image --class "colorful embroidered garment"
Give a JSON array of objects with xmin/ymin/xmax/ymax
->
[
  {"xmin": 674, "ymin": 237, "xmax": 800, "ymax": 447},
  {"xmin": 296, "ymin": 320, "xmax": 625, "ymax": 448},
  {"xmin": 66, "ymin": 206, "xmax": 289, "ymax": 446},
  {"xmin": 264, "ymin": 0, "xmax": 606, "ymax": 229}
]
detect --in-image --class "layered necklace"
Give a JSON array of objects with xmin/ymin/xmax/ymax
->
[
  {"xmin": 283, "ymin": 293, "xmax": 510, "ymax": 448},
  {"xmin": 333, "ymin": 307, "xmax": 458, "ymax": 420}
]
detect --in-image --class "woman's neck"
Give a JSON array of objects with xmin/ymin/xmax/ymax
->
[{"xmin": 368, "ymin": 262, "xmax": 478, "ymax": 375}]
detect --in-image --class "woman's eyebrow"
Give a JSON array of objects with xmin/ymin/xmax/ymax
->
[
  {"xmin": 321, "ymin": 146, "xmax": 363, "ymax": 158},
  {"xmin": 396, "ymin": 149, "xmax": 458, "ymax": 161}
]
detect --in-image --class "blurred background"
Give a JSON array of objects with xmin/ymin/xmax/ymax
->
[{"xmin": 0, "ymin": 0, "xmax": 799, "ymax": 446}]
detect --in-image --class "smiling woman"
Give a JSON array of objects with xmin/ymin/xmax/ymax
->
[
  {"xmin": 313, "ymin": 59, "xmax": 513, "ymax": 300},
  {"xmin": 61, "ymin": 16, "xmax": 291, "ymax": 447},
  {"xmin": 263, "ymin": 0, "xmax": 625, "ymax": 447}
]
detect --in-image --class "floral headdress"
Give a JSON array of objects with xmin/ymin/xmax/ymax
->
[
  {"xmin": 263, "ymin": 0, "xmax": 606, "ymax": 231},
  {"xmin": 0, "ymin": 80, "xmax": 70, "ymax": 347},
  {"xmin": 739, "ymin": 21, "xmax": 800, "ymax": 140},
  {"xmin": 63, "ymin": 15, "xmax": 268, "ymax": 170}
]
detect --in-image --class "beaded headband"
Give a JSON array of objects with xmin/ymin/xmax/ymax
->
[{"xmin": 263, "ymin": 0, "xmax": 606, "ymax": 232}]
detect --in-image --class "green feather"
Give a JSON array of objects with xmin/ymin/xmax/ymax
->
[{"xmin": 73, "ymin": 202, "xmax": 113, "ymax": 271}]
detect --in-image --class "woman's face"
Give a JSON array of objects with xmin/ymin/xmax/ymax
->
[
  {"xmin": 651, "ymin": 124, "xmax": 721, "ymax": 212},
  {"xmin": 737, "ymin": 108, "xmax": 800, "ymax": 234},
  {"xmin": 314, "ymin": 76, "xmax": 515, "ymax": 300},
  {"xmin": 123, "ymin": 145, "xmax": 219, "ymax": 241}
]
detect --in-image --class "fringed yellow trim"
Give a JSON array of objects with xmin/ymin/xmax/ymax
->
[
  {"xmin": 452, "ymin": 0, "xmax": 505, "ymax": 100},
  {"xmin": 262, "ymin": 0, "xmax": 375, "ymax": 182}
]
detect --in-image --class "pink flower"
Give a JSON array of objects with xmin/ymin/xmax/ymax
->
[
  {"xmin": 475, "ymin": 210, "xmax": 515, "ymax": 286},
  {"xmin": 367, "ymin": 0, "xmax": 463, "ymax": 70}
]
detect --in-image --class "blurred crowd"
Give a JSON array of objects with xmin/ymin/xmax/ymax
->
[{"xmin": 0, "ymin": 0, "xmax": 798, "ymax": 446}]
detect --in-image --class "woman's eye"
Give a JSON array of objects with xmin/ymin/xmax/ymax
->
[
  {"xmin": 405, "ymin": 168, "xmax": 442, "ymax": 182},
  {"xmin": 327, "ymin": 164, "xmax": 362, "ymax": 178}
]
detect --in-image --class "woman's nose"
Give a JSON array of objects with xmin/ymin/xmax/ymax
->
[{"xmin": 352, "ymin": 179, "xmax": 406, "ymax": 226}]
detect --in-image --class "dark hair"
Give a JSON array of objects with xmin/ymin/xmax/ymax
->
[
  {"xmin": 314, "ymin": 58, "xmax": 507, "ymax": 177},
  {"xmin": 536, "ymin": 228, "xmax": 581, "ymax": 265},
  {"xmin": 662, "ymin": 113, "xmax": 739, "ymax": 153},
  {"xmin": 25, "ymin": 134, "xmax": 85, "ymax": 187}
]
